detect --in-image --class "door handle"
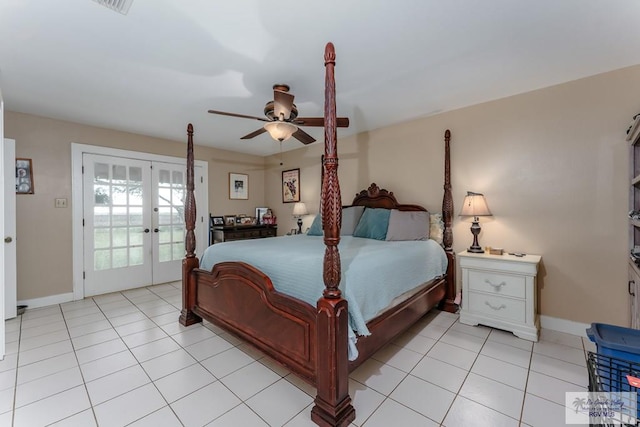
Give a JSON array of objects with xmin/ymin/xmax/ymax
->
[
  {"xmin": 630, "ymin": 280, "xmax": 636, "ymax": 297},
  {"xmin": 144, "ymin": 228, "xmax": 150, "ymax": 233},
  {"xmin": 4, "ymin": 237, "xmax": 12, "ymax": 243},
  {"xmin": 154, "ymin": 228, "xmax": 159, "ymax": 233}
]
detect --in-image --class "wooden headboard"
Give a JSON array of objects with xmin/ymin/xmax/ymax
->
[{"xmin": 351, "ymin": 183, "xmax": 427, "ymax": 212}]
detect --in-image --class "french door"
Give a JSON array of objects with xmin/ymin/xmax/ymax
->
[{"xmin": 83, "ymin": 154, "xmax": 192, "ymax": 296}]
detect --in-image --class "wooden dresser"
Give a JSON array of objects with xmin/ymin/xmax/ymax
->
[{"xmin": 211, "ymin": 224, "xmax": 277, "ymax": 244}]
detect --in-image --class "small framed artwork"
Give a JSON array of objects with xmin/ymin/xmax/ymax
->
[
  {"xmin": 229, "ymin": 173, "xmax": 248, "ymax": 200},
  {"xmin": 224, "ymin": 215, "xmax": 236, "ymax": 225},
  {"xmin": 211, "ymin": 216, "xmax": 224, "ymax": 226},
  {"xmin": 16, "ymin": 158, "xmax": 34, "ymax": 194},
  {"xmin": 255, "ymin": 207, "xmax": 269, "ymax": 224},
  {"xmin": 282, "ymin": 168, "xmax": 300, "ymax": 203}
]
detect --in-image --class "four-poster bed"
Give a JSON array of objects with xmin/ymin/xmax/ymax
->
[{"xmin": 180, "ymin": 42, "xmax": 456, "ymax": 427}]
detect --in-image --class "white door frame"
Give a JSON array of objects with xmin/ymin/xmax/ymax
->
[{"xmin": 71, "ymin": 143, "xmax": 208, "ymax": 300}]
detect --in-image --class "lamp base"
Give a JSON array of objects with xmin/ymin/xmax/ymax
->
[
  {"xmin": 297, "ymin": 218, "xmax": 303, "ymax": 235},
  {"xmin": 467, "ymin": 218, "xmax": 484, "ymax": 253}
]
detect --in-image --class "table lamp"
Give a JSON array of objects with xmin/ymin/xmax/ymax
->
[
  {"xmin": 292, "ymin": 202, "xmax": 308, "ymax": 234},
  {"xmin": 459, "ymin": 191, "xmax": 492, "ymax": 253}
]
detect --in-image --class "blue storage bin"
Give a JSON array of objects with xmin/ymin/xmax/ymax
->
[
  {"xmin": 587, "ymin": 323, "xmax": 640, "ymax": 363},
  {"xmin": 587, "ymin": 323, "xmax": 640, "ymax": 396}
]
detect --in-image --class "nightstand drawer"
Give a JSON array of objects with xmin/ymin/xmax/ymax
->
[
  {"xmin": 467, "ymin": 292, "xmax": 525, "ymax": 323},
  {"xmin": 468, "ymin": 270, "xmax": 525, "ymax": 299}
]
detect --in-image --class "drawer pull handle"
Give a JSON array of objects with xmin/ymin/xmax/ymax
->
[
  {"xmin": 485, "ymin": 301, "xmax": 507, "ymax": 311},
  {"xmin": 485, "ymin": 279, "xmax": 506, "ymax": 290}
]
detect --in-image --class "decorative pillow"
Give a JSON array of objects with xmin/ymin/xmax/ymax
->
[
  {"xmin": 341, "ymin": 206, "xmax": 365, "ymax": 235},
  {"xmin": 306, "ymin": 206, "xmax": 366, "ymax": 236},
  {"xmin": 307, "ymin": 214, "xmax": 323, "ymax": 235},
  {"xmin": 353, "ymin": 208, "xmax": 391, "ymax": 240},
  {"xmin": 385, "ymin": 210, "xmax": 430, "ymax": 241},
  {"xmin": 429, "ymin": 213, "xmax": 444, "ymax": 245}
]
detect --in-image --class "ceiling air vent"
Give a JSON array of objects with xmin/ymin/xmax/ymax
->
[{"xmin": 92, "ymin": 0, "xmax": 134, "ymax": 15}]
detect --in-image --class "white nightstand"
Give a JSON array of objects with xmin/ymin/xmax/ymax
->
[{"xmin": 458, "ymin": 251, "xmax": 542, "ymax": 342}]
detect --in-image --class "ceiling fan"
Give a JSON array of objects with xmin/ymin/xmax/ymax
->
[{"xmin": 208, "ymin": 84, "xmax": 349, "ymax": 145}]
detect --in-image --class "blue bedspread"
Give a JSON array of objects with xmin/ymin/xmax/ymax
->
[{"xmin": 200, "ymin": 235, "xmax": 447, "ymax": 338}]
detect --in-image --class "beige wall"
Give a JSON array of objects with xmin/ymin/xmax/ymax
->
[
  {"xmin": 5, "ymin": 111, "xmax": 266, "ymax": 300},
  {"xmin": 265, "ymin": 65, "xmax": 640, "ymax": 327}
]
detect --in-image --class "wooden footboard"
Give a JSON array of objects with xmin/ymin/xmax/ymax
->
[{"xmin": 191, "ymin": 263, "xmax": 318, "ymax": 383}]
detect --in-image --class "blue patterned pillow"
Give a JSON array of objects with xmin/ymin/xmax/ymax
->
[{"xmin": 353, "ymin": 208, "xmax": 391, "ymax": 240}]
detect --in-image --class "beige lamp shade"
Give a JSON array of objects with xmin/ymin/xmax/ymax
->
[
  {"xmin": 264, "ymin": 121, "xmax": 297, "ymax": 142},
  {"xmin": 292, "ymin": 202, "xmax": 308, "ymax": 217},
  {"xmin": 459, "ymin": 192, "xmax": 492, "ymax": 218}
]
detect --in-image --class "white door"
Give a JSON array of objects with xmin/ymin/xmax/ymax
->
[
  {"xmin": 83, "ymin": 154, "xmax": 153, "ymax": 296},
  {"xmin": 3, "ymin": 138, "xmax": 17, "ymax": 320},
  {"xmin": 152, "ymin": 162, "xmax": 187, "ymax": 283}
]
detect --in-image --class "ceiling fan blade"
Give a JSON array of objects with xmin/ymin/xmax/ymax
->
[
  {"xmin": 208, "ymin": 109, "xmax": 270, "ymax": 122},
  {"xmin": 274, "ymin": 90, "xmax": 294, "ymax": 120},
  {"xmin": 240, "ymin": 127, "xmax": 268, "ymax": 140},
  {"xmin": 293, "ymin": 117, "xmax": 350, "ymax": 127},
  {"xmin": 292, "ymin": 128, "xmax": 316, "ymax": 145}
]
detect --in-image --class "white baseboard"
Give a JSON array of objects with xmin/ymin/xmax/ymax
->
[
  {"xmin": 540, "ymin": 315, "xmax": 590, "ymax": 338},
  {"xmin": 17, "ymin": 292, "xmax": 74, "ymax": 310}
]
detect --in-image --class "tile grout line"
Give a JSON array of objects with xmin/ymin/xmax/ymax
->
[
  {"xmin": 59, "ymin": 298, "xmax": 101, "ymax": 427},
  {"xmin": 9, "ymin": 314, "xmax": 23, "ymax": 427},
  {"xmin": 436, "ymin": 320, "xmax": 492, "ymax": 426}
]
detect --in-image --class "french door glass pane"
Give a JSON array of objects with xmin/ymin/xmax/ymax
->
[
  {"xmin": 156, "ymin": 166, "xmax": 186, "ymax": 263},
  {"xmin": 93, "ymin": 163, "xmax": 147, "ymax": 271},
  {"xmin": 129, "ymin": 247, "xmax": 144, "ymax": 266}
]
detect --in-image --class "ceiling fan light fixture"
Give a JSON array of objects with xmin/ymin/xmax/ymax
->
[{"xmin": 264, "ymin": 121, "xmax": 297, "ymax": 142}]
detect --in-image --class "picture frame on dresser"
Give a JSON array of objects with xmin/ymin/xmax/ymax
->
[
  {"xmin": 224, "ymin": 215, "xmax": 236, "ymax": 226},
  {"xmin": 255, "ymin": 207, "xmax": 269, "ymax": 224},
  {"xmin": 211, "ymin": 216, "xmax": 224, "ymax": 226}
]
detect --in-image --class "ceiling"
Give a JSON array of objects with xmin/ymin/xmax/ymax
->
[{"xmin": 2, "ymin": 1, "xmax": 640, "ymax": 156}]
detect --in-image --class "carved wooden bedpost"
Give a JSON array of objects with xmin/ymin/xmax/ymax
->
[
  {"xmin": 311, "ymin": 42, "xmax": 356, "ymax": 427},
  {"xmin": 179, "ymin": 123, "xmax": 202, "ymax": 326},
  {"xmin": 440, "ymin": 129, "xmax": 458, "ymax": 313}
]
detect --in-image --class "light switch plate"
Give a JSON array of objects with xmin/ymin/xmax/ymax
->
[{"xmin": 55, "ymin": 198, "xmax": 67, "ymax": 208}]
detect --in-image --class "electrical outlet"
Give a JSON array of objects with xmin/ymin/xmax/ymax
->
[{"xmin": 55, "ymin": 198, "xmax": 67, "ymax": 208}]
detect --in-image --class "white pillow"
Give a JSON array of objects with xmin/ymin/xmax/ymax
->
[{"xmin": 429, "ymin": 213, "xmax": 444, "ymax": 245}]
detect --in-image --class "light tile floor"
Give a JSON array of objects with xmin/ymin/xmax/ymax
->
[{"xmin": 0, "ymin": 282, "xmax": 594, "ymax": 426}]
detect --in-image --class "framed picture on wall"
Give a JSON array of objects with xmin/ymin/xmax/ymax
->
[
  {"xmin": 16, "ymin": 158, "xmax": 34, "ymax": 194},
  {"xmin": 229, "ymin": 173, "xmax": 248, "ymax": 200},
  {"xmin": 282, "ymin": 168, "xmax": 300, "ymax": 203}
]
